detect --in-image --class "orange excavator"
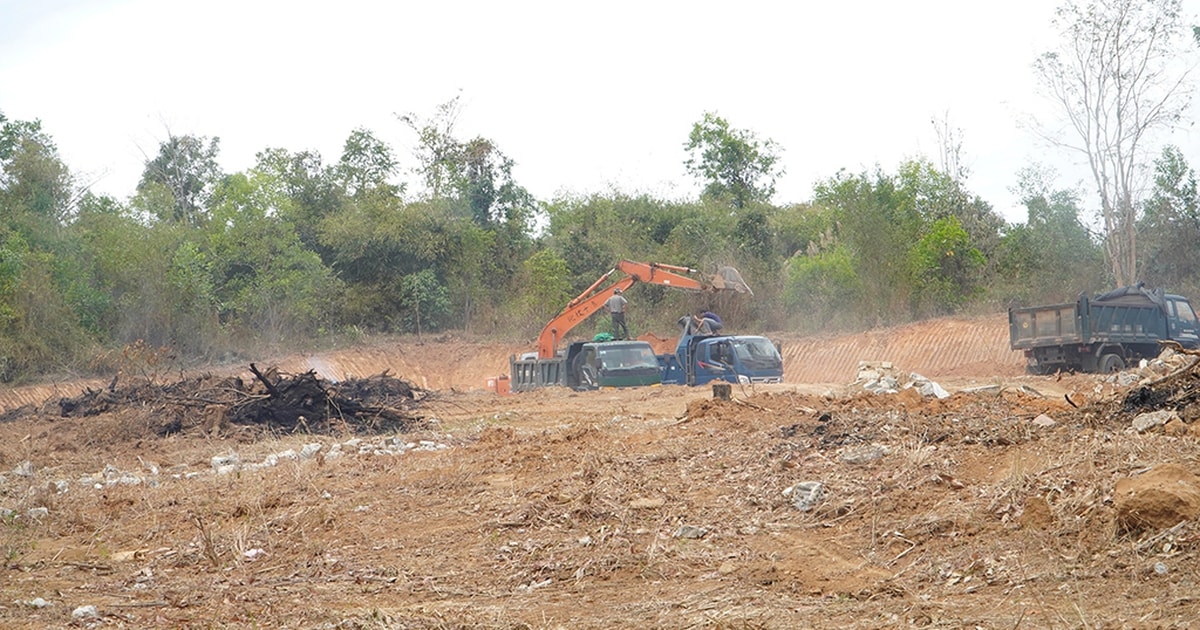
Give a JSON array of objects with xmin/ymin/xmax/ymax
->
[{"xmin": 535, "ymin": 260, "xmax": 752, "ymax": 359}]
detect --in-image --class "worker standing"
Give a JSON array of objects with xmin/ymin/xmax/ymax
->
[{"xmin": 606, "ymin": 288, "xmax": 629, "ymax": 339}]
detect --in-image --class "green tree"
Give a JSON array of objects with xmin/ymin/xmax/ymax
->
[
  {"xmin": 0, "ymin": 113, "xmax": 92, "ymax": 380},
  {"xmin": 335, "ymin": 128, "xmax": 402, "ymax": 200},
  {"xmin": 813, "ymin": 167, "xmax": 921, "ymax": 324},
  {"xmin": 400, "ymin": 101, "xmax": 539, "ymax": 325},
  {"xmin": 910, "ymin": 216, "xmax": 985, "ymax": 314},
  {"xmin": 522, "ymin": 249, "xmax": 574, "ymax": 327},
  {"xmin": 1140, "ymin": 146, "xmax": 1200, "ymax": 293},
  {"xmin": 399, "ymin": 269, "xmax": 450, "ymax": 336},
  {"xmin": 684, "ymin": 112, "xmax": 783, "ymax": 209},
  {"xmin": 138, "ymin": 133, "xmax": 223, "ymax": 225},
  {"xmin": 994, "ymin": 166, "xmax": 1106, "ymax": 303},
  {"xmin": 253, "ymin": 147, "xmax": 343, "ymax": 256},
  {"xmin": 782, "ymin": 245, "xmax": 862, "ymax": 331},
  {"xmin": 206, "ymin": 171, "xmax": 342, "ymax": 343}
]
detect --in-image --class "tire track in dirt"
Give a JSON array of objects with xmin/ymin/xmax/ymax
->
[{"xmin": 781, "ymin": 314, "xmax": 1022, "ymax": 383}]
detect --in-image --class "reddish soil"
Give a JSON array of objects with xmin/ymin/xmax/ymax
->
[{"xmin": 2, "ymin": 314, "xmax": 1199, "ymax": 628}]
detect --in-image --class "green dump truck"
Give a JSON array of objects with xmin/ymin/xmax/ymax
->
[{"xmin": 1009, "ymin": 284, "xmax": 1200, "ymax": 374}]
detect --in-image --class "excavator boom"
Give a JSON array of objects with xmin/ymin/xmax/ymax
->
[{"xmin": 536, "ymin": 260, "xmax": 751, "ymax": 359}]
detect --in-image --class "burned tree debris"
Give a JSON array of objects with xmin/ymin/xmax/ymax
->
[{"xmin": 3, "ymin": 365, "xmax": 427, "ymax": 436}]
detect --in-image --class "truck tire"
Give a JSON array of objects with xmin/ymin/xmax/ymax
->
[{"xmin": 1098, "ymin": 353, "xmax": 1125, "ymax": 373}]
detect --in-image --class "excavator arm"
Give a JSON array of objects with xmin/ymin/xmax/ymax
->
[{"xmin": 536, "ymin": 260, "xmax": 751, "ymax": 359}]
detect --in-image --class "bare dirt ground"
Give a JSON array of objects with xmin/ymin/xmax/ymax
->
[{"xmin": 3, "ymin": 314, "xmax": 1200, "ymax": 629}]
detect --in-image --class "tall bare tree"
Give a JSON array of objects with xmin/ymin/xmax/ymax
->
[{"xmin": 1033, "ymin": 0, "xmax": 1196, "ymax": 286}]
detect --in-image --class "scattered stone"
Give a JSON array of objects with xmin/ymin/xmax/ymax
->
[
  {"xmin": 1154, "ymin": 562, "xmax": 1169, "ymax": 576},
  {"xmin": 12, "ymin": 461, "xmax": 33, "ymax": 477},
  {"xmin": 839, "ymin": 444, "xmax": 888, "ymax": 465},
  {"xmin": 1116, "ymin": 372, "xmax": 1141, "ymax": 387},
  {"xmin": 1017, "ymin": 385, "xmax": 1044, "ymax": 398},
  {"xmin": 26, "ymin": 507, "xmax": 48, "ymax": 520},
  {"xmin": 1032, "ymin": 414, "xmax": 1057, "ymax": 428},
  {"xmin": 674, "ymin": 525, "xmax": 709, "ymax": 539},
  {"xmin": 72, "ymin": 605, "xmax": 98, "ymax": 620},
  {"xmin": 1132, "ymin": 410, "xmax": 1180, "ymax": 433},
  {"xmin": 909, "ymin": 373, "xmax": 950, "ymax": 399},
  {"xmin": 961, "ymin": 384, "xmax": 1003, "ymax": 396},
  {"xmin": 853, "ymin": 362, "xmax": 949, "ymax": 398},
  {"xmin": 786, "ymin": 481, "xmax": 825, "ymax": 512},
  {"xmin": 211, "ymin": 453, "xmax": 241, "ymax": 469},
  {"xmin": 517, "ymin": 578, "xmax": 553, "ymax": 591},
  {"xmin": 21, "ymin": 597, "xmax": 51, "ymax": 608}
]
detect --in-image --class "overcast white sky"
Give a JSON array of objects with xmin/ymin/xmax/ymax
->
[{"xmin": 2, "ymin": 0, "xmax": 1198, "ymax": 223}]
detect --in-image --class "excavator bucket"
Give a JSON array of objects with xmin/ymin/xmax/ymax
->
[{"xmin": 711, "ymin": 266, "xmax": 753, "ymax": 296}]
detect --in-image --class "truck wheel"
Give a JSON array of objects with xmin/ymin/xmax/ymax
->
[{"xmin": 1099, "ymin": 354, "xmax": 1125, "ymax": 373}]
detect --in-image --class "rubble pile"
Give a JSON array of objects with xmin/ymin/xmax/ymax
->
[
  {"xmin": 851, "ymin": 361, "xmax": 949, "ymax": 398},
  {"xmin": 1082, "ymin": 347, "xmax": 1200, "ymax": 431}
]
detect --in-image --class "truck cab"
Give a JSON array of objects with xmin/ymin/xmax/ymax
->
[
  {"xmin": 660, "ymin": 334, "xmax": 783, "ymax": 386},
  {"xmin": 565, "ymin": 340, "xmax": 662, "ymax": 390},
  {"xmin": 1164, "ymin": 294, "xmax": 1200, "ymax": 348}
]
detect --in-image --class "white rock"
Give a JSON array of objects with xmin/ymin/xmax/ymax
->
[
  {"xmin": 300, "ymin": 443, "xmax": 322, "ymax": 459},
  {"xmin": 26, "ymin": 507, "xmax": 48, "ymax": 519},
  {"xmin": 12, "ymin": 461, "xmax": 33, "ymax": 477},
  {"xmin": 71, "ymin": 605, "xmax": 98, "ymax": 620},
  {"xmin": 1132, "ymin": 410, "xmax": 1179, "ymax": 433},
  {"xmin": 1032, "ymin": 414, "xmax": 1057, "ymax": 428},
  {"xmin": 789, "ymin": 481, "xmax": 825, "ymax": 512},
  {"xmin": 914, "ymin": 379, "xmax": 950, "ymax": 399},
  {"xmin": 210, "ymin": 453, "xmax": 240, "ymax": 469},
  {"xmin": 840, "ymin": 444, "xmax": 887, "ymax": 465},
  {"xmin": 1117, "ymin": 372, "xmax": 1141, "ymax": 387},
  {"xmin": 961, "ymin": 385, "xmax": 1002, "ymax": 395},
  {"xmin": 674, "ymin": 525, "xmax": 709, "ymax": 539}
]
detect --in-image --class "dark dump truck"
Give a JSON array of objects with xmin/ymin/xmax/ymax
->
[
  {"xmin": 659, "ymin": 333, "xmax": 783, "ymax": 386},
  {"xmin": 1009, "ymin": 284, "xmax": 1200, "ymax": 374}
]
